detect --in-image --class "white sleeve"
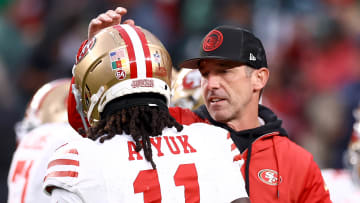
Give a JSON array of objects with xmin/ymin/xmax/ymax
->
[
  {"xmin": 43, "ymin": 142, "xmax": 80, "ymax": 195},
  {"xmin": 51, "ymin": 188, "xmax": 83, "ymax": 203}
]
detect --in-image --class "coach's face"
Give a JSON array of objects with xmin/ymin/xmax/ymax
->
[{"xmin": 199, "ymin": 59, "xmax": 266, "ymax": 129}]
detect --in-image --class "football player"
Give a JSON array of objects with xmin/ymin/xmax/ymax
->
[
  {"xmin": 7, "ymin": 78, "xmax": 82, "ymax": 203},
  {"xmin": 171, "ymin": 68, "xmax": 204, "ymax": 110},
  {"xmin": 43, "ymin": 25, "xmax": 249, "ymax": 203},
  {"xmin": 322, "ymin": 104, "xmax": 360, "ymax": 202}
]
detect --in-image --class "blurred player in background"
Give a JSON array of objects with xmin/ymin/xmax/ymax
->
[
  {"xmin": 322, "ymin": 104, "xmax": 360, "ymax": 202},
  {"xmin": 7, "ymin": 78, "xmax": 82, "ymax": 203},
  {"xmin": 171, "ymin": 68, "xmax": 204, "ymax": 110},
  {"xmin": 43, "ymin": 25, "xmax": 249, "ymax": 203}
]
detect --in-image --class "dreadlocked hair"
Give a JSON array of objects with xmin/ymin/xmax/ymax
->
[{"xmin": 87, "ymin": 105, "xmax": 183, "ymax": 169}]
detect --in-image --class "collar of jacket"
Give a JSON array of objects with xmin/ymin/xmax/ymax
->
[{"xmin": 193, "ymin": 104, "xmax": 288, "ymax": 152}]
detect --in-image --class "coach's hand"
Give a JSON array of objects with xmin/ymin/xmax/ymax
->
[{"xmin": 88, "ymin": 7, "xmax": 135, "ymax": 39}]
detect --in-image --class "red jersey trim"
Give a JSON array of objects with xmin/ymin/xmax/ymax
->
[
  {"xmin": 65, "ymin": 148, "xmax": 78, "ymax": 154},
  {"xmin": 48, "ymin": 159, "xmax": 80, "ymax": 168},
  {"xmin": 44, "ymin": 171, "xmax": 78, "ymax": 181}
]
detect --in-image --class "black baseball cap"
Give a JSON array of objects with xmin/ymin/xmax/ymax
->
[{"xmin": 179, "ymin": 25, "xmax": 268, "ymax": 69}]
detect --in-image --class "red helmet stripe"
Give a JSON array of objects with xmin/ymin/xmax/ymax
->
[
  {"xmin": 113, "ymin": 25, "xmax": 137, "ymax": 78},
  {"xmin": 132, "ymin": 25, "xmax": 153, "ymax": 78}
]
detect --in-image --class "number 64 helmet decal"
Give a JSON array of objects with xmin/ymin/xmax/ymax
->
[{"xmin": 72, "ymin": 25, "xmax": 173, "ymax": 125}]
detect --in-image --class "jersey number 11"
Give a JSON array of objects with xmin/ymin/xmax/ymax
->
[{"xmin": 134, "ymin": 163, "xmax": 200, "ymax": 203}]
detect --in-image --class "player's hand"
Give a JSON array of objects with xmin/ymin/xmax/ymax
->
[{"xmin": 88, "ymin": 7, "xmax": 135, "ymax": 39}]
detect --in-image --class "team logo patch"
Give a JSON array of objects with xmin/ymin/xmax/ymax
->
[
  {"xmin": 258, "ymin": 169, "xmax": 282, "ymax": 186},
  {"xmin": 183, "ymin": 70, "xmax": 201, "ymax": 89},
  {"xmin": 109, "ymin": 48, "xmax": 128, "ymax": 80},
  {"xmin": 155, "ymin": 66, "xmax": 167, "ymax": 77},
  {"xmin": 153, "ymin": 51, "xmax": 167, "ymax": 77},
  {"xmin": 203, "ymin": 30, "xmax": 223, "ymax": 52},
  {"xmin": 76, "ymin": 37, "xmax": 96, "ymax": 64},
  {"xmin": 153, "ymin": 51, "xmax": 162, "ymax": 64},
  {"xmin": 115, "ymin": 69, "xmax": 126, "ymax": 80},
  {"xmin": 109, "ymin": 48, "xmax": 128, "ymax": 70}
]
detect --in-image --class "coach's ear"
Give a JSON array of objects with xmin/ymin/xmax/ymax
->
[{"xmin": 252, "ymin": 67, "xmax": 269, "ymax": 92}]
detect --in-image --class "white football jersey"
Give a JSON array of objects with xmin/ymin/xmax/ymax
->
[
  {"xmin": 44, "ymin": 123, "xmax": 247, "ymax": 202},
  {"xmin": 7, "ymin": 122, "xmax": 82, "ymax": 203},
  {"xmin": 322, "ymin": 169, "xmax": 360, "ymax": 203}
]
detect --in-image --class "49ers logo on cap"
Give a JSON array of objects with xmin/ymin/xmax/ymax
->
[
  {"xmin": 203, "ymin": 30, "xmax": 223, "ymax": 52},
  {"xmin": 258, "ymin": 169, "xmax": 282, "ymax": 186}
]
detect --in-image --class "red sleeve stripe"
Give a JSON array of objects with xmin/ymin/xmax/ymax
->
[
  {"xmin": 55, "ymin": 143, "xmax": 68, "ymax": 151},
  {"xmin": 132, "ymin": 25, "xmax": 152, "ymax": 78},
  {"xmin": 44, "ymin": 171, "xmax": 78, "ymax": 181},
  {"xmin": 113, "ymin": 25, "xmax": 137, "ymax": 78},
  {"xmin": 47, "ymin": 159, "xmax": 79, "ymax": 169},
  {"xmin": 227, "ymin": 132, "xmax": 231, "ymax": 139},
  {"xmin": 65, "ymin": 148, "xmax": 78, "ymax": 154}
]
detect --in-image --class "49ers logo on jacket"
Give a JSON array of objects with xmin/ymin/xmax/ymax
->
[{"xmin": 258, "ymin": 169, "xmax": 282, "ymax": 186}]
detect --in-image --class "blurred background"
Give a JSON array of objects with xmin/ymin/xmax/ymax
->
[{"xmin": 0, "ymin": 0, "xmax": 360, "ymax": 201}]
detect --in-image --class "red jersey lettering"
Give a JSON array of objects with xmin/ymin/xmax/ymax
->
[
  {"xmin": 164, "ymin": 136, "xmax": 180, "ymax": 155},
  {"xmin": 176, "ymin": 135, "xmax": 197, "ymax": 153},
  {"xmin": 128, "ymin": 141, "xmax": 144, "ymax": 161},
  {"xmin": 150, "ymin": 137, "xmax": 164, "ymax": 157}
]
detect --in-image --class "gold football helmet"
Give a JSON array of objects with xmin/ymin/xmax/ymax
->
[
  {"xmin": 346, "ymin": 104, "xmax": 360, "ymax": 184},
  {"xmin": 15, "ymin": 78, "xmax": 70, "ymax": 140},
  {"xmin": 73, "ymin": 25, "xmax": 172, "ymax": 125},
  {"xmin": 171, "ymin": 68, "xmax": 204, "ymax": 110}
]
